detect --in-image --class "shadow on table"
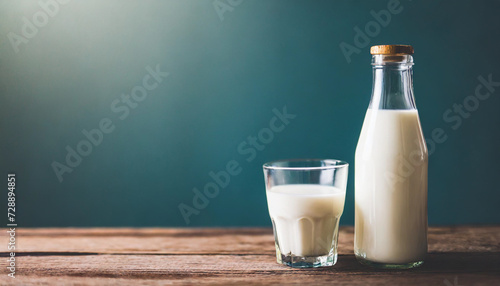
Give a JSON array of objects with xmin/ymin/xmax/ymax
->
[{"xmin": 316, "ymin": 252, "xmax": 500, "ymax": 274}]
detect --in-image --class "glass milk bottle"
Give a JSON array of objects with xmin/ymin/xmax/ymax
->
[{"xmin": 354, "ymin": 45, "xmax": 428, "ymax": 269}]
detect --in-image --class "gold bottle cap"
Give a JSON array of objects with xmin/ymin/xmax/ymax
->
[{"xmin": 370, "ymin": 45, "xmax": 414, "ymax": 55}]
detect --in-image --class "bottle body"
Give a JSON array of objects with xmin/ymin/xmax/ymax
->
[{"xmin": 354, "ymin": 51, "xmax": 428, "ymax": 268}]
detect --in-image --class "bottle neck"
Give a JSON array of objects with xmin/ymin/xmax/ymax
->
[{"xmin": 369, "ymin": 55, "xmax": 416, "ymax": 110}]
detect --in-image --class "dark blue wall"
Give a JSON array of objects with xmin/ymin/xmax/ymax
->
[{"xmin": 1, "ymin": 0, "xmax": 499, "ymax": 227}]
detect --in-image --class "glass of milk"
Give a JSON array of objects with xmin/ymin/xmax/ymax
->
[{"xmin": 263, "ymin": 159, "xmax": 348, "ymax": 268}]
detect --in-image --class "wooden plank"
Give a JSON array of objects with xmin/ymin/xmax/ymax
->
[
  {"xmin": 0, "ymin": 227, "xmax": 498, "ymax": 285},
  {"xmin": 3, "ymin": 226, "xmax": 499, "ymax": 254},
  {"xmin": 1, "ymin": 253, "xmax": 499, "ymax": 285},
  {"xmin": 4, "ymin": 228, "xmax": 276, "ymax": 255}
]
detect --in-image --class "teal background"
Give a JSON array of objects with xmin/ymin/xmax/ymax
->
[{"xmin": 1, "ymin": 0, "xmax": 499, "ymax": 227}]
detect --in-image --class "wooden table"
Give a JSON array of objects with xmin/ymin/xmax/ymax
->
[{"xmin": 1, "ymin": 226, "xmax": 499, "ymax": 285}]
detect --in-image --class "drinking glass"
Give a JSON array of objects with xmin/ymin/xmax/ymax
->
[{"xmin": 263, "ymin": 159, "xmax": 349, "ymax": 268}]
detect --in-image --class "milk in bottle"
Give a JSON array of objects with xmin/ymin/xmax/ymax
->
[{"xmin": 355, "ymin": 45, "xmax": 428, "ymax": 269}]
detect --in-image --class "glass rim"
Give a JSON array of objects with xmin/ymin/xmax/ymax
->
[
  {"xmin": 263, "ymin": 158, "xmax": 349, "ymax": 171},
  {"xmin": 371, "ymin": 54, "xmax": 414, "ymax": 66}
]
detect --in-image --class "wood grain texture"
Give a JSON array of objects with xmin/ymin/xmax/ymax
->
[{"xmin": 0, "ymin": 226, "xmax": 499, "ymax": 285}]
